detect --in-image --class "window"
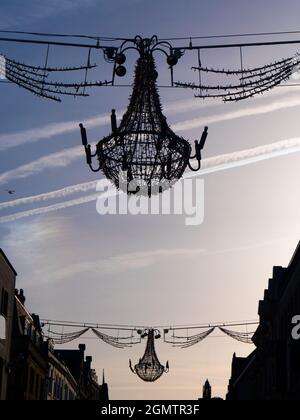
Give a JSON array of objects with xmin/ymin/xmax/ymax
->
[
  {"xmin": 0, "ymin": 289, "xmax": 8, "ymax": 318},
  {"xmin": 29, "ymin": 368, "xmax": 35, "ymax": 395},
  {"xmin": 35, "ymin": 375, "xmax": 40, "ymax": 399},
  {"xmin": 0, "ymin": 358, "xmax": 3, "ymax": 398}
]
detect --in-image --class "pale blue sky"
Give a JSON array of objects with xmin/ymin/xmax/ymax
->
[{"xmin": 1, "ymin": 0, "xmax": 300, "ymax": 399}]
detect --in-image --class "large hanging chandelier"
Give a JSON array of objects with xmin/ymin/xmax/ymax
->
[
  {"xmin": 80, "ymin": 36, "xmax": 208, "ymax": 196},
  {"xmin": 129, "ymin": 329, "xmax": 169, "ymax": 382}
]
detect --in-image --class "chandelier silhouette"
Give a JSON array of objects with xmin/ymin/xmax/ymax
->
[
  {"xmin": 129, "ymin": 329, "xmax": 169, "ymax": 382},
  {"xmin": 80, "ymin": 36, "xmax": 208, "ymax": 196}
]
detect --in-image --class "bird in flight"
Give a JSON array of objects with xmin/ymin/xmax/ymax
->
[{"xmin": 5, "ymin": 189, "xmax": 15, "ymax": 195}]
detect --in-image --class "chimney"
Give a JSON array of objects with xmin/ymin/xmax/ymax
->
[
  {"xmin": 17, "ymin": 289, "xmax": 26, "ymax": 305},
  {"xmin": 86, "ymin": 356, "xmax": 92, "ymax": 371},
  {"xmin": 78, "ymin": 344, "xmax": 86, "ymax": 360}
]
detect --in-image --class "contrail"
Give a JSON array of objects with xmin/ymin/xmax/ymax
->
[
  {"xmin": 0, "ymin": 145, "xmax": 83, "ymax": 185},
  {"xmin": 1, "ymin": 136, "xmax": 300, "ymax": 223},
  {"xmin": 0, "ymin": 86, "xmax": 296, "ymax": 152},
  {"xmin": 0, "ymin": 179, "xmax": 103, "ymax": 210},
  {"xmin": 0, "ymin": 115, "xmax": 110, "ymax": 152},
  {"xmin": 173, "ymin": 95, "xmax": 300, "ymax": 132},
  {"xmin": 0, "ymin": 193, "xmax": 102, "ymax": 224},
  {"xmin": 2, "ymin": 92, "xmax": 300, "ymax": 186},
  {"xmin": 0, "ymin": 97, "xmax": 215, "ymax": 152},
  {"xmin": 186, "ymin": 137, "xmax": 300, "ymax": 178}
]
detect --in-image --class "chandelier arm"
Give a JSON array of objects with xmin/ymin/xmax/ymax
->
[
  {"xmin": 151, "ymin": 47, "xmax": 169, "ymax": 58},
  {"xmin": 188, "ymin": 159, "xmax": 201, "ymax": 172},
  {"xmin": 88, "ymin": 163, "xmax": 102, "ymax": 173},
  {"xmin": 129, "ymin": 360, "xmax": 136, "ymax": 374}
]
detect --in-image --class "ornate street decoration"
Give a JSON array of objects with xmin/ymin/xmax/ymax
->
[
  {"xmin": 80, "ymin": 36, "xmax": 208, "ymax": 196},
  {"xmin": 1, "ymin": 33, "xmax": 300, "ymax": 104},
  {"xmin": 129, "ymin": 329, "xmax": 169, "ymax": 383},
  {"xmin": 2, "ymin": 33, "xmax": 300, "ymax": 191},
  {"xmin": 43, "ymin": 320, "xmax": 256, "ymax": 383}
]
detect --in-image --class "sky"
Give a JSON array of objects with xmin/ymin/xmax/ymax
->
[{"xmin": 1, "ymin": 0, "xmax": 300, "ymax": 400}]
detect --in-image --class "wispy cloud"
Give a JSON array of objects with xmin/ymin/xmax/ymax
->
[
  {"xmin": 0, "ymin": 0, "xmax": 97, "ymax": 28},
  {"xmin": 27, "ymin": 248, "xmax": 207, "ymax": 286},
  {"xmin": 1, "ymin": 136, "xmax": 300, "ymax": 223},
  {"xmin": 24, "ymin": 236, "xmax": 294, "ymax": 287}
]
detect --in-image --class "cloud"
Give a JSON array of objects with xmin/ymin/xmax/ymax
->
[
  {"xmin": 1, "ymin": 136, "xmax": 300, "ymax": 223},
  {"xmin": 0, "ymin": 0, "xmax": 97, "ymax": 28},
  {"xmin": 27, "ymin": 247, "xmax": 207, "ymax": 286},
  {"xmin": 24, "ymin": 236, "xmax": 294, "ymax": 287}
]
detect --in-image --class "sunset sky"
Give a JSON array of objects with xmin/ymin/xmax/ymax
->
[{"xmin": 1, "ymin": 0, "xmax": 300, "ymax": 399}]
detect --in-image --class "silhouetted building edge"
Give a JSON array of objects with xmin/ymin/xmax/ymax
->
[{"xmin": 227, "ymin": 241, "xmax": 300, "ymax": 400}]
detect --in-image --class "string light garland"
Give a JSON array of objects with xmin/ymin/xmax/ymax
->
[
  {"xmin": 1, "ymin": 54, "xmax": 111, "ymax": 102},
  {"xmin": 47, "ymin": 327, "xmax": 90, "ymax": 345},
  {"xmin": 91, "ymin": 328, "xmax": 141, "ymax": 349},
  {"xmin": 163, "ymin": 327, "xmax": 216, "ymax": 348},
  {"xmin": 219, "ymin": 327, "xmax": 254, "ymax": 344},
  {"xmin": 175, "ymin": 54, "xmax": 300, "ymax": 102}
]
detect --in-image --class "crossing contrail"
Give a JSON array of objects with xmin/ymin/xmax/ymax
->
[
  {"xmin": 0, "ymin": 179, "xmax": 102, "ymax": 210},
  {"xmin": 2, "ymin": 92, "xmax": 300, "ymax": 186},
  {"xmin": 0, "ymin": 86, "xmax": 297, "ymax": 152},
  {"xmin": 173, "ymin": 95, "xmax": 300, "ymax": 132},
  {"xmin": 0, "ymin": 96, "xmax": 216, "ymax": 152},
  {"xmin": 1, "ymin": 136, "xmax": 300, "ymax": 223}
]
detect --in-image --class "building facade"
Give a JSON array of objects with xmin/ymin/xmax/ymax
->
[
  {"xmin": 0, "ymin": 249, "xmax": 17, "ymax": 400},
  {"xmin": 7, "ymin": 290, "xmax": 48, "ymax": 400},
  {"xmin": 54, "ymin": 344, "xmax": 107, "ymax": 400},
  {"xmin": 227, "ymin": 241, "xmax": 300, "ymax": 400},
  {"xmin": 0, "ymin": 248, "xmax": 109, "ymax": 401},
  {"xmin": 47, "ymin": 342, "xmax": 77, "ymax": 400}
]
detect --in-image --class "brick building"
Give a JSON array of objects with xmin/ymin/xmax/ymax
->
[{"xmin": 0, "ymin": 249, "xmax": 17, "ymax": 400}]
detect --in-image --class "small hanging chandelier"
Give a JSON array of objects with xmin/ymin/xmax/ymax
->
[
  {"xmin": 80, "ymin": 36, "xmax": 208, "ymax": 196},
  {"xmin": 129, "ymin": 329, "xmax": 169, "ymax": 382}
]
